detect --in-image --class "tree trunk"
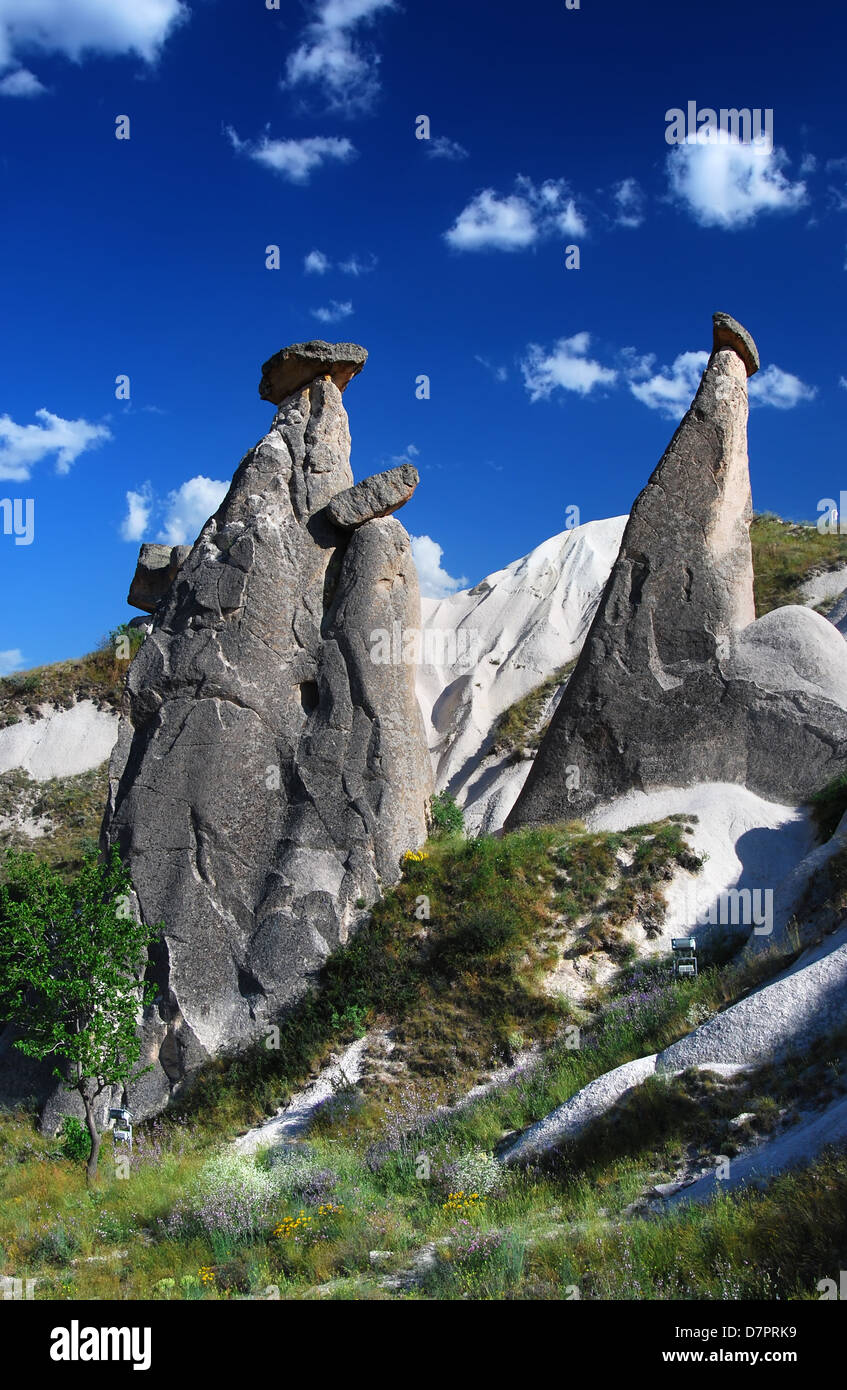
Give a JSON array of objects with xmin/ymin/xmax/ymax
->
[{"xmin": 81, "ymin": 1091, "xmax": 102, "ymax": 1186}]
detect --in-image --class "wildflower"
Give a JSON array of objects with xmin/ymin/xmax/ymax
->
[{"xmin": 442, "ymin": 1190, "xmax": 486, "ymax": 1214}]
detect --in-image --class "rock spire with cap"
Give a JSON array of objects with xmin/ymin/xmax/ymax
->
[
  {"xmin": 90, "ymin": 339, "xmax": 432, "ymax": 1125},
  {"xmin": 507, "ymin": 314, "xmax": 847, "ymax": 829}
]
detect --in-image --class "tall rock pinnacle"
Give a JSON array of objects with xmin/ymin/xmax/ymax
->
[
  {"xmin": 507, "ymin": 315, "xmax": 847, "ymax": 829},
  {"xmin": 100, "ymin": 342, "xmax": 432, "ymax": 1119}
]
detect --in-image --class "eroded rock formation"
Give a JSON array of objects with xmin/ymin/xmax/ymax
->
[
  {"xmin": 99, "ymin": 343, "xmax": 432, "ymax": 1119},
  {"xmin": 128, "ymin": 543, "xmax": 192, "ymax": 613},
  {"xmin": 508, "ymin": 313, "xmax": 847, "ymax": 828},
  {"xmin": 328, "ymin": 463, "xmax": 419, "ymax": 529}
]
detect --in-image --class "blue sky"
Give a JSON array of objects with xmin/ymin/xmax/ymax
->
[{"xmin": 1, "ymin": 0, "xmax": 846, "ymax": 672}]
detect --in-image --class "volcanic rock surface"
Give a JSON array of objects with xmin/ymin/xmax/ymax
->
[
  {"xmin": 98, "ymin": 342, "xmax": 431, "ymax": 1119},
  {"xmin": 508, "ymin": 315, "xmax": 847, "ymax": 828}
]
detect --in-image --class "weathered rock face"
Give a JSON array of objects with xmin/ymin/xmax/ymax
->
[
  {"xmin": 508, "ymin": 315, "xmax": 847, "ymax": 829},
  {"xmin": 128, "ymin": 543, "xmax": 192, "ymax": 613},
  {"xmin": 259, "ymin": 340, "xmax": 367, "ymax": 405},
  {"xmin": 100, "ymin": 345, "xmax": 431, "ymax": 1119},
  {"xmin": 327, "ymin": 463, "xmax": 419, "ymax": 530}
]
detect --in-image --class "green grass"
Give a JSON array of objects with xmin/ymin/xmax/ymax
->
[
  {"xmin": 0, "ymin": 764, "xmax": 109, "ymax": 882},
  {"xmin": 0, "ymin": 833, "xmax": 833, "ymax": 1302},
  {"xmin": 750, "ymin": 513, "xmax": 847, "ymax": 617},
  {"xmin": 3, "ymin": 1062, "xmax": 844, "ymax": 1301},
  {"xmin": 429, "ymin": 790, "xmax": 464, "ymax": 839},
  {"xmin": 491, "ymin": 663, "xmax": 577, "ymax": 758},
  {"xmin": 0, "ymin": 624, "xmax": 144, "ymax": 730},
  {"xmin": 168, "ymin": 818, "xmax": 705, "ymax": 1142}
]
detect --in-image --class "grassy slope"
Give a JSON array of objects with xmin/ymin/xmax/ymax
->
[
  {"xmin": 1, "ymin": 932, "xmax": 841, "ymax": 1301},
  {"xmin": 2, "ymin": 820, "xmax": 832, "ymax": 1302},
  {"xmin": 0, "ymin": 625, "xmax": 143, "ymax": 730},
  {"xmin": 0, "ymin": 625, "xmax": 140, "ymax": 880},
  {"xmin": 750, "ymin": 513, "xmax": 847, "ymax": 616},
  {"xmin": 0, "ymin": 765, "xmax": 110, "ymax": 883},
  {"xmin": 491, "ymin": 662, "xmax": 577, "ymax": 757}
]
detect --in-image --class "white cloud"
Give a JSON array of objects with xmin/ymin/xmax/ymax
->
[
  {"xmin": 0, "ymin": 66, "xmax": 45, "ymax": 96},
  {"xmin": 411, "ymin": 535, "xmax": 467, "ymax": 599},
  {"xmin": 667, "ymin": 133, "xmax": 806, "ymax": 228},
  {"xmin": 445, "ymin": 176, "xmax": 587, "ymax": 252},
  {"xmin": 611, "ymin": 177, "xmax": 645, "ymax": 228},
  {"xmin": 521, "ymin": 333, "xmax": 617, "ymax": 402},
  {"xmin": 826, "ymin": 156, "xmax": 847, "ymax": 212},
  {"xmin": 748, "ymin": 364, "xmax": 817, "ymax": 409},
  {"xmin": 389, "ymin": 443, "xmax": 419, "ymax": 465},
  {"xmin": 0, "ymin": 649, "xmax": 24, "ymax": 676},
  {"xmin": 159, "ymin": 476, "xmax": 229, "ymax": 547},
  {"xmin": 627, "ymin": 350, "xmax": 709, "ymax": 416},
  {"xmin": 627, "ymin": 350, "xmax": 816, "ymax": 416},
  {"xmin": 226, "ymin": 128, "xmax": 356, "ymax": 184},
  {"xmin": 0, "ymin": 0, "xmax": 187, "ymax": 73},
  {"xmin": 427, "ymin": 136, "xmax": 468, "ymax": 161},
  {"xmin": 284, "ymin": 0, "xmax": 396, "ymax": 113},
  {"xmin": 304, "ymin": 249, "xmax": 331, "ymax": 274},
  {"xmin": 840, "ymin": 376, "xmax": 847, "ymax": 391},
  {"xmin": 120, "ymin": 476, "xmax": 229, "ymax": 546},
  {"xmin": 339, "ymin": 252, "xmax": 376, "ymax": 275},
  {"xmin": 313, "ymin": 300, "xmax": 353, "ymax": 323},
  {"xmin": 0, "ymin": 408, "xmax": 110, "ymax": 481},
  {"xmin": 446, "ymin": 189, "xmax": 536, "ymax": 252},
  {"xmin": 120, "ymin": 484, "xmax": 153, "ymax": 542},
  {"xmin": 475, "ymin": 355, "xmax": 508, "ymax": 383}
]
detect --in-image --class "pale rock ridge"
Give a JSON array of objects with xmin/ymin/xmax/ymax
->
[
  {"xmin": 416, "ymin": 517, "xmax": 627, "ymax": 829},
  {"xmin": 0, "ymin": 702, "xmax": 118, "ymax": 781},
  {"xmin": 508, "ymin": 315, "xmax": 847, "ymax": 829}
]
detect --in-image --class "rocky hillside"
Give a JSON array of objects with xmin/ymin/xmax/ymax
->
[{"xmin": 3, "ymin": 318, "xmax": 847, "ymax": 1306}]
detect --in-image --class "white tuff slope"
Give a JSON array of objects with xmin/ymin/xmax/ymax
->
[
  {"xmin": 415, "ymin": 517, "xmax": 626, "ymax": 830},
  {"xmin": 0, "ymin": 702, "xmax": 118, "ymax": 781},
  {"xmin": 501, "ymin": 922, "xmax": 847, "ymax": 1167}
]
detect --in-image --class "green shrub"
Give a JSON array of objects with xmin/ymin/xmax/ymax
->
[
  {"xmin": 430, "ymin": 791, "xmax": 464, "ymax": 839},
  {"xmin": 60, "ymin": 1115, "xmax": 90, "ymax": 1163},
  {"xmin": 0, "ymin": 672, "xmax": 41, "ymax": 700},
  {"xmin": 329, "ymin": 1003, "xmax": 368, "ymax": 1038}
]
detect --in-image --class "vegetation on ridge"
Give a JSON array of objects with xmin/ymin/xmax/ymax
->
[
  {"xmin": 0, "ymin": 623, "xmax": 144, "ymax": 730},
  {"xmin": 491, "ymin": 662, "xmax": 577, "ymax": 759},
  {"xmin": 750, "ymin": 513, "xmax": 847, "ymax": 617}
]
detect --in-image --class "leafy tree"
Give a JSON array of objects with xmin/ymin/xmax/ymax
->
[{"xmin": 0, "ymin": 848, "xmax": 160, "ymax": 1183}]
